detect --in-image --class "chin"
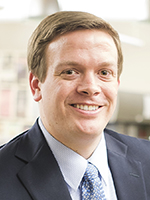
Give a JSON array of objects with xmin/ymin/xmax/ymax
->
[{"xmin": 76, "ymin": 123, "xmax": 103, "ymax": 136}]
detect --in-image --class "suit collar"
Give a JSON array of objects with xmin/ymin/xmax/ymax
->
[
  {"xmin": 105, "ymin": 129, "xmax": 147, "ymax": 200},
  {"xmin": 105, "ymin": 129, "xmax": 128, "ymax": 157},
  {"xmin": 15, "ymin": 120, "xmax": 72, "ymax": 200}
]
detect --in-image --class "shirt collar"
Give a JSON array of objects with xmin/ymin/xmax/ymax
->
[
  {"xmin": 38, "ymin": 118, "xmax": 108, "ymax": 191},
  {"xmin": 88, "ymin": 133, "xmax": 108, "ymax": 186}
]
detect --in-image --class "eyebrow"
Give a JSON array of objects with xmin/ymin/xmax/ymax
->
[
  {"xmin": 56, "ymin": 60, "xmax": 116, "ymax": 69},
  {"xmin": 56, "ymin": 61, "xmax": 81, "ymax": 68}
]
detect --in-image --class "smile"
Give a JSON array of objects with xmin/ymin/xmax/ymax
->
[{"xmin": 71, "ymin": 104, "xmax": 101, "ymax": 111}]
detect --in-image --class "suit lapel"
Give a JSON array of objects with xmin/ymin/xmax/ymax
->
[
  {"xmin": 15, "ymin": 121, "xmax": 72, "ymax": 200},
  {"xmin": 15, "ymin": 121, "xmax": 147, "ymax": 200},
  {"xmin": 105, "ymin": 131, "xmax": 147, "ymax": 200}
]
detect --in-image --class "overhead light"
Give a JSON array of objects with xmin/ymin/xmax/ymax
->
[
  {"xmin": 0, "ymin": 0, "xmax": 60, "ymax": 21},
  {"xmin": 58, "ymin": 0, "xmax": 148, "ymax": 21},
  {"xmin": 29, "ymin": 0, "xmax": 60, "ymax": 19},
  {"xmin": 119, "ymin": 33, "xmax": 145, "ymax": 47}
]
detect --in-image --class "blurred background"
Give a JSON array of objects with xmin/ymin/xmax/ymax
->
[{"xmin": 0, "ymin": 0, "xmax": 150, "ymax": 145}]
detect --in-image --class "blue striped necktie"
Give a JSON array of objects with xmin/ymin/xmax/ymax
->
[{"xmin": 81, "ymin": 162, "xmax": 106, "ymax": 200}]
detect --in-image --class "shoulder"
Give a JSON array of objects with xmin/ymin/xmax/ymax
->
[
  {"xmin": 0, "ymin": 130, "xmax": 27, "ymax": 155},
  {"xmin": 104, "ymin": 128, "xmax": 150, "ymax": 145},
  {"xmin": 104, "ymin": 128, "xmax": 150, "ymax": 160},
  {"xmin": 105, "ymin": 128, "xmax": 150, "ymax": 146},
  {"xmin": 0, "ymin": 132, "xmax": 25, "ymax": 164},
  {"xmin": 0, "ymin": 119, "xmax": 42, "ymax": 159}
]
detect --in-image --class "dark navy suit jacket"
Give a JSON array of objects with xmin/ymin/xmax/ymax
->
[{"xmin": 0, "ymin": 119, "xmax": 150, "ymax": 199}]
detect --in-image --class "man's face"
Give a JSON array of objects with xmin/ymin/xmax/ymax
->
[{"xmin": 31, "ymin": 29, "xmax": 119, "ymax": 147}]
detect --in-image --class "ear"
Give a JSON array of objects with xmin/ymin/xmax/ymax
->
[
  {"xmin": 117, "ymin": 79, "xmax": 120, "ymax": 89},
  {"xmin": 29, "ymin": 72, "xmax": 42, "ymax": 102},
  {"xmin": 118, "ymin": 79, "xmax": 120, "ymax": 86}
]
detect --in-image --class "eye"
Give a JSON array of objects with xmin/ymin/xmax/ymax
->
[
  {"xmin": 60, "ymin": 69, "xmax": 79, "ymax": 80},
  {"xmin": 99, "ymin": 69, "xmax": 111, "ymax": 77},
  {"xmin": 62, "ymin": 69, "xmax": 76, "ymax": 75},
  {"xmin": 100, "ymin": 70, "xmax": 110, "ymax": 76},
  {"xmin": 98, "ymin": 69, "xmax": 114, "ymax": 81}
]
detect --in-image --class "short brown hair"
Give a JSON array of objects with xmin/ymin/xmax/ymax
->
[{"xmin": 27, "ymin": 11, "xmax": 123, "ymax": 82}]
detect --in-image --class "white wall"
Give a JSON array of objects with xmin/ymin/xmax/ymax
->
[
  {"xmin": 0, "ymin": 19, "xmax": 150, "ymax": 94},
  {"xmin": 110, "ymin": 20, "xmax": 150, "ymax": 94},
  {"xmin": 0, "ymin": 20, "xmax": 39, "ymax": 51}
]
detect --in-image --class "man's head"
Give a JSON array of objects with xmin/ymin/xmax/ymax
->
[
  {"xmin": 27, "ymin": 11, "xmax": 123, "ymax": 83},
  {"xmin": 29, "ymin": 11, "xmax": 122, "ymax": 158}
]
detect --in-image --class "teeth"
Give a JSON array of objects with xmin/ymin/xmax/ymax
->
[
  {"xmin": 84, "ymin": 105, "xmax": 88, "ymax": 111},
  {"xmin": 73, "ymin": 104, "xmax": 99, "ymax": 111}
]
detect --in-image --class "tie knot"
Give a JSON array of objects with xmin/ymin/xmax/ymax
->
[{"xmin": 84, "ymin": 162, "xmax": 99, "ymax": 181}]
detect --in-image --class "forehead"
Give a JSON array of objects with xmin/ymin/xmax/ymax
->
[
  {"xmin": 50, "ymin": 29, "xmax": 116, "ymax": 48},
  {"xmin": 46, "ymin": 29, "xmax": 118, "ymax": 65}
]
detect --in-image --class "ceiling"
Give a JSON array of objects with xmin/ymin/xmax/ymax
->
[{"xmin": 0, "ymin": 0, "xmax": 149, "ymax": 21}]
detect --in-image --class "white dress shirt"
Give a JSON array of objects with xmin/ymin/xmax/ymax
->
[{"xmin": 38, "ymin": 118, "xmax": 117, "ymax": 200}]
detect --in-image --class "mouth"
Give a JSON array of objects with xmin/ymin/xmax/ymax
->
[{"xmin": 71, "ymin": 104, "xmax": 102, "ymax": 111}]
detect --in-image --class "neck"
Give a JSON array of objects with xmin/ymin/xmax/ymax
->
[
  {"xmin": 39, "ymin": 117, "xmax": 103, "ymax": 159},
  {"xmin": 54, "ymin": 133, "xmax": 102, "ymax": 159}
]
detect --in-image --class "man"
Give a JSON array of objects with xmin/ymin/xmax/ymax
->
[{"xmin": 0, "ymin": 11, "xmax": 150, "ymax": 200}]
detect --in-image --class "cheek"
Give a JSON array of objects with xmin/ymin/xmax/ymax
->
[
  {"xmin": 49, "ymin": 81, "xmax": 72, "ymax": 107},
  {"xmin": 103, "ymin": 82, "xmax": 118, "ymax": 104}
]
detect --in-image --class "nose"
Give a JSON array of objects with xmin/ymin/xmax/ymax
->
[{"xmin": 77, "ymin": 73, "xmax": 101, "ymax": 96}]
